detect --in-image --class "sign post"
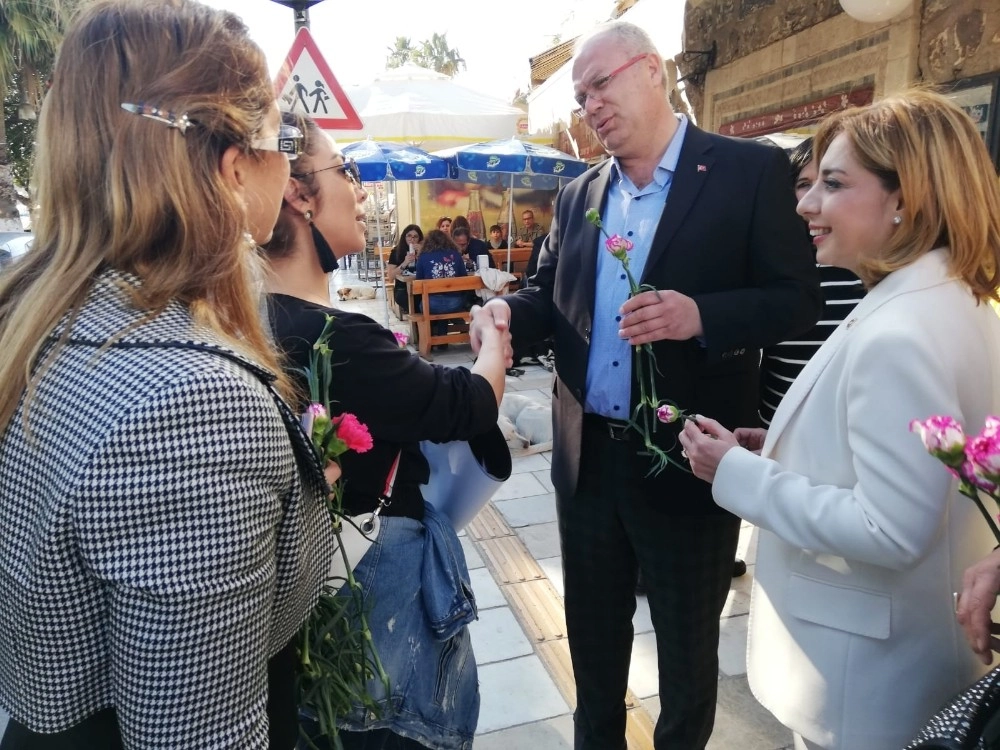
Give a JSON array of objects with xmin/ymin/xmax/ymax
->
[
  {"xmin": 272, "ymin": 27, "xmax": 364, "ymax": 132},
  {"xmin": 269, "ymin": 0, "xmax": 325, "ymax": 33}
]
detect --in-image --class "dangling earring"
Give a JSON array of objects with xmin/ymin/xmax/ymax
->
[
  {"xmin": 892, "ymin": 215, "xmax": 902, "ymax": 225},
  {"xmin": 303, "ymin": 207, "xmax": 338, "ymax": 272}
]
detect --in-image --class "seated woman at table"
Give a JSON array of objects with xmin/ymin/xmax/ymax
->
[
  {"xmin": 262, "ymin": 113, "xmax": 512, "ymax": 749},
  {"xmin": 415, "ymin": 229, "xmax": 470, "ymax": 341},
  {"xmin": 386, "ymin": 223, "xmax": 422, "ymax": 314}
]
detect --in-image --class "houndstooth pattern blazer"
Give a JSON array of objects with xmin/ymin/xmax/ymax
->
[{"xmin": 0, "ymin": 268, "xmax": 333, "ymax": 747}]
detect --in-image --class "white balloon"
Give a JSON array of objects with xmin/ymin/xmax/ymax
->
[{"xmin": 839, "ymin": 0, "xmax": 910, "ymax": 23}]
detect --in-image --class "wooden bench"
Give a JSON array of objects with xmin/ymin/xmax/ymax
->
[{"xmin": 405, "ymin": 275, "xmax": 509, "ymax": 357}]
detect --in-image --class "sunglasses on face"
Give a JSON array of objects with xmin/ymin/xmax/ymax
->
[
  {"xmin": 250, "ymin": 123, "xmax": 304, "ymax": 160},
  {"xmin": 293, "ymin": 157, "xmax": 363, "ymax": 187}
]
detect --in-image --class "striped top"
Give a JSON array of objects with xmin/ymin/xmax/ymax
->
[{"xmin": 759, "ymin": 265, "xmax": 866, "ymax": 426}]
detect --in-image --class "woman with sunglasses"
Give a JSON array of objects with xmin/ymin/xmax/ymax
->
[
  {"xmin": 262, "ymin": 113, "xmax": 512, "ymax": 750},
  {"xmin": 0, "ymin": 1, "xmax": 334, "ymax": 747}
]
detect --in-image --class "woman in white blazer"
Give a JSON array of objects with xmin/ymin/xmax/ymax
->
[{"xmin": 678, "ymin": 89, "xmax": 1000, "ymax": 750}]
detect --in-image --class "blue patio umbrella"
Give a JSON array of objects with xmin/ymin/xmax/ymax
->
[
  {"xmin": 454, "ymin": 168, "xmax": 561, "ymax": 192},
  {"xmin": 342, "ymin": 139, "xmax": 453, "ymax": 182},
  {"xmin": 436, "ymin": 138, "xmax": 588, "ymax": 265},
  {"xmin": 341, "ymin": 139, "xmax": 453, "ymax": 324},
  {"xmin": 443, "ymin": 138, "xmax": 588, "ymax": 180}
]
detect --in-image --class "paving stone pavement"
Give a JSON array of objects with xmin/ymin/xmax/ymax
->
[{"xmin": 0, "ymin": 270, "xmax": 795, "ymax": 749}]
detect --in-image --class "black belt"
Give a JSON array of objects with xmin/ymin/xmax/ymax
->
[{"xmin": 583, "ymin": 413, "xmax": 634, "ymax": 442}]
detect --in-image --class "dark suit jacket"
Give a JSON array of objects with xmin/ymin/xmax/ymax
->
[{"xmin": 505, "ymin": 123, "xmax": 821, "ymax": 513}]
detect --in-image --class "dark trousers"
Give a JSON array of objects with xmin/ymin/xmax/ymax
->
[{"xmin": 559, "ymin": 419, "xmax": 741, "ymax": 750}]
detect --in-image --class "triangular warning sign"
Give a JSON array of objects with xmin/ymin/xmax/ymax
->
[{"xmin": 273, "ymin": 28, "xmax": 363, "ymax": 131}]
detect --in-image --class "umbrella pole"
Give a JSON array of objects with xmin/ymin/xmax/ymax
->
[
  {"xmin": 507, "ymin": 173, "xmax": 514, "ymax": 272},
  {"xmin": 371, "ymin": 187, "xmax": 391, "ymax": 328}
]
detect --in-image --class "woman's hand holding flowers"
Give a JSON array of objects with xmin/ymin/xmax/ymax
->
[
  {"xmin": 678, "ymin": 415, "xmax": 741, "ymax": 484},
  {"xmin": 956, "ymin": 549, "xmax": 1000, "ymax": 665},
  {"xmin": 323, "ymin": 461, "xmax": 342, "ymax": 487}
]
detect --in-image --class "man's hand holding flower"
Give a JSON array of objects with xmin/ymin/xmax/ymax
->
[{"xmin": 619, "ymin": 289, "xmax": 703, "ymax": 345}]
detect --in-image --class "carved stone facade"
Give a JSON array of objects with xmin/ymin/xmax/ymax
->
[{"xmin": 680, "ymin": 0, "xmax": 1000, "ymax": 162}]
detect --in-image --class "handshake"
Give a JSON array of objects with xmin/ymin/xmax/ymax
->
[{"xmin": 470, "ymin": 299, "xmax": 514, "ymax": 369}]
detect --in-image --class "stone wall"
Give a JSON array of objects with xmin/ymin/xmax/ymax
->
[
  {"xmin": 681, "ymin": 0, "xmax": 1000, "ymax": 133},
  {"xmin": 920, "ymin": 1, "xmax": 1000, "ymax": 84}
]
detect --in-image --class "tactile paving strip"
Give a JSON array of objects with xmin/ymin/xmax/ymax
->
[{"xmin": 468, "ymin": 499, "xmax": 655, "ymax": 749}]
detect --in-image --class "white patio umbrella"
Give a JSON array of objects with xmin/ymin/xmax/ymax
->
[{"xmin": 326, "ymin": 64, "xmax": 524, "ymax": 150}]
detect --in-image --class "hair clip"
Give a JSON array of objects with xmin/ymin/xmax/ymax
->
[{"xmin": 120, "ymin": 102, "xmax": 194, "ymax": 135}]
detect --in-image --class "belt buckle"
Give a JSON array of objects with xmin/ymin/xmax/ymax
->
[{"xmin": 606, "ymin": 420, "xmax": 630, "ymax": 441}]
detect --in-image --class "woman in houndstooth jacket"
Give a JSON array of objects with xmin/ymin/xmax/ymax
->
[{"xmin": 0, "ymin": 1, "xmax": 333, "ymax": 747}]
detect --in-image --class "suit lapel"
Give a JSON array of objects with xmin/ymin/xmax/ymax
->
[
  {"xmin": 579, "ymin": 164, "xmax": 613, "ymax": 325},
  {"xmin": 642, "ymin": 124, "xmax": 715, "ymax": 282}
]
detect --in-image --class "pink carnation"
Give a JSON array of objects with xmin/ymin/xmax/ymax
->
[
  {"xmin": 966, "ymin": 428, "xmax": 1000, "ymax": 486},
  {"xmin": 605, "ymin": 234, "xmax": 633, "ymax": 261},
  {"xmin": 301, "ymin": 402, "xmax": 328, "ymax": 436},
  {"xmin": 393, "ymin": 331, "xmax": 409, "ymax": 347},
  {"xmin": 909, "ymin": 416, "xmax": 966, "ymax": 467},
  {"xmin": 656, "ymin": 404, "xmax": 681, "ymax": 424},
  {"xmin": 981, "ymin": 416, "xmax": 1000, "ymax": 439},
  {"xmin": 332, "ymin": 413, "xmax": 373, "ymax": 454}
]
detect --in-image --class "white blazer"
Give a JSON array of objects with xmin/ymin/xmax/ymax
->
[{"xmin": 714, "ymin": 249, "xmax": 1000, "ymax": 749}]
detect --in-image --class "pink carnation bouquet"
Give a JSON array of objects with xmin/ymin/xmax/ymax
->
[
  {"xmin": 585, "ymin": 207, "xmax": 690, "ymax": 476},
  {"xmin": 910, "ymin": 415, "xmax": 1000, "ymax": 542},
  {"xmin": 299, "ymin": 314, "xmax": 387, "ymax": 740}
]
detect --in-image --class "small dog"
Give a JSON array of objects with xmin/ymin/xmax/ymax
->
[{"xmin": 336, "ymin": 286, "xmax": 377, "ymax": 301}]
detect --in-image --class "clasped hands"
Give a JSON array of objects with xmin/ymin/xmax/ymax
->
[{"xmin": 468, "ymin": 300, "xmax": 514, "ymax": 367}]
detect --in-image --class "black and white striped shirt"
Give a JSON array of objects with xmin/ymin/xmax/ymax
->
[{"xmin": 759, "ymin": 265, "xmax": 866, "ymax": 425}]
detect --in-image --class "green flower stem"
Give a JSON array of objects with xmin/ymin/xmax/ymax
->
[
  {"xmin": 589, "ymin": 218, "xmax": 691, "ymax": 477},
  {"xmin": 960, "ymin": 485, "xmax": 1000, "ymax": 543}
]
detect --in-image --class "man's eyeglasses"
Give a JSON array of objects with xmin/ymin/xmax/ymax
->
[
  {"xmin": 250, "ymin": 123, "xmax": 304, "ymax": 160},
  {"xmin": 293, "ymin": 157, "xmax": 363, "ymax": 187},
  {"xmin": 572, "ymin": 54, "xmax": 647, "ymax": 115}
]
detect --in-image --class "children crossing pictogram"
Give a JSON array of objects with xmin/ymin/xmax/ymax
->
[{"xmin": 273, "ymin": 28, "xmax": 363, "ymax": 130}]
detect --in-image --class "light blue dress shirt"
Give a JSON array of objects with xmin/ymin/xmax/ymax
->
[{"xmin": 584, "ymin": 115, "xmax": 689, "ymax": 419}]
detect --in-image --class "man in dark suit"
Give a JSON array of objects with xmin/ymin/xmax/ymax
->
[{"xmin": 470, "ymin": 21, "xmax": 820, "ymax": 750}]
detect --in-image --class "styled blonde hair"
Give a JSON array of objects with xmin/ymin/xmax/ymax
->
[
  {"xmin": 812, "ymin": 87, "xmax": 1000, "ymax": 299},
  {"xmin": 0, "ymin": 0, "xmax": 292, "ymax": 431}
]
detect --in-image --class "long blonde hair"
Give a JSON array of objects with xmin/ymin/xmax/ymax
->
[
  {"xmin": 0, "ymin": 0, "xmax": 292, "ymax": 431},
  {"xmin": 813, "ymin": 87, "xmax": 1000, "ymax": 299}
]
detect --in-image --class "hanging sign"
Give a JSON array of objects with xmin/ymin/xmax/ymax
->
[{"xmin": 273, "ymin": 27, "xmax": 363, "ymax": 130}]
